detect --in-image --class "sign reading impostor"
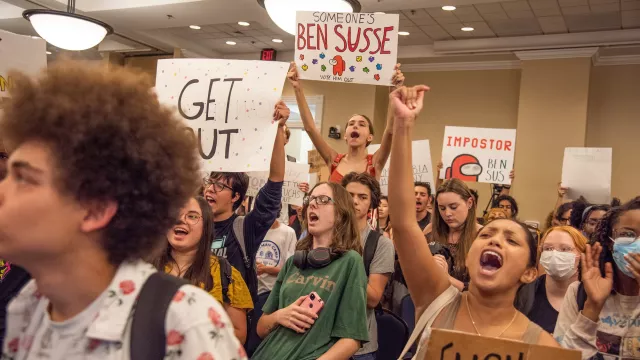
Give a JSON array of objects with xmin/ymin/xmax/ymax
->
[
  {"xmin": 155, "ymin": 59, "xmax": 289, "ymax": 172},
  {"xmin": 295, "ymin": 11, "xmax": 399, "ymax": 86},
  {"xmin": 440, "ymin": 126, "xmax": 517, "ymax": 185},
  {"xmin": 369, "ymin": 139, "xmax": 434, "ymax": 195}
]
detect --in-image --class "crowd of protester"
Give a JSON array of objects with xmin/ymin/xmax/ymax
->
[{"xmin": 0, "ymin": 59, "xmax": 638, "ymax": 360}]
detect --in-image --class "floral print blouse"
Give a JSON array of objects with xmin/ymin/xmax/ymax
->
[{"xmin": 1, "ymin": 260, "xmax": 247, "ymax": 360}]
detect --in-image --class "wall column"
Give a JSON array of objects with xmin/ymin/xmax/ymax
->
[{"xmin": 512, "ymin": 48, "xmax": 597, "ymax": 224}]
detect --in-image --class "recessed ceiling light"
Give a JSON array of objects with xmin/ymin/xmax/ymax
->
[
  {"xmin": 442, "ymin": 5, "xmax": 457, "ymax": 11},
  {"xmin": 272, "ymin": 38, "xmax": 283, "ymax": 43},
  {"xmin": 398, "ymin": 31, "xmax": 410, "ymax": 36},
  {"xmin": 46, "ymin": 51, "xmax": 52, "ymax": 55},
  {"xmin": 31, "ymin": 35, "xmax": 40, "ymax": 39},
  {"xmin": 189, "ymin": 25, "xmax": 201, "ymax": 30},
  {"xmin": 238, "ymin": 21, "xmax": 250, "ymax": 26},
  {"xmin": 374, "ymin": 12, "xmax": 385, "ymax": 14},
  {"xmin": 461, "ymin": 27, "xmax": 474, "ymax": 31},
  {"xmin": 226, "ymin": 40, "xmax": 237, "ymax": 45}
]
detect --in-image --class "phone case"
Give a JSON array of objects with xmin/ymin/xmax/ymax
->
[{"xmin": 301, "ymin": 291, "xmax": 324, "ymax": 315}]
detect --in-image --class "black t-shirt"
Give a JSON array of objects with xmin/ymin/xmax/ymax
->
[
  {"xmin": 417, "ymin": 212, "xmax": 431, "ymax": 231},
  {"xmin": 0, "ymin": 260, "xmax": 30, "ymax": 346},
  {"xmin": 526, "ymin": 275, "xmax": 559, "ymax": 334}
]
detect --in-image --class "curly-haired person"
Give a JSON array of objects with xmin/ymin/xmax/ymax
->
[{"xmin": 0, "ymin": 61, "xmax": 245, "ymax": 360}]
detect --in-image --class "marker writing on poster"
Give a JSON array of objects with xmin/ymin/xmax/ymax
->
[
  {"xmin": 177, "ymin": 77, "xmax": 243, "ymax": 160},
  {"xmin": 0, "ymin": 75, "xmax": 12, "ymax": 92},
  {"xmin": 485, "ymin": 158, "xmax": 508, "ymax": 183},
  {"xmin": 439, "ymin": 342, "xmax": 525, "ymax": 360},
  {"xmin": 446, "ymin": 136, "xmax": 512, "ymax": 151}
]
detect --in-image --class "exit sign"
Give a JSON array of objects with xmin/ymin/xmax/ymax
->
[{"xmin": 261, "ymin": 49, "xmax": 276, "ymax": 61}]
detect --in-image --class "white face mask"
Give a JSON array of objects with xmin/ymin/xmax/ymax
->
[{"xmin": 540, "ymin": 250, "xmax": 577, "ymax": 280}]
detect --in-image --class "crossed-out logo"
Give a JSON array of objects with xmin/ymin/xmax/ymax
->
[{"xmin": 256, "ymin": 240, "xmax": 281, "ymax": 267}]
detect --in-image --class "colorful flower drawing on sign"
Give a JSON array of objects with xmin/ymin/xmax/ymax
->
[
  {"xmin": 302, "ymin": 64, "xmax": 309, "ymax": 71},
  {"xmin": 329, "ymin": 55, "xmax": 346, "ymax": 76},
  {"xmin": 312, "ymin": 59, "xmax": 318, "ymax": 65},
  {"xmin": 356, "ymin": 56, "xmax": 363, "ymax": 62},
  {"xmin": 321, "ymin": 65, "xmax": 327, "ymax": 72},
  {"xmin": 349, "ymin": 66, "xmax": 356, "ymax": 72},
  {"xmin": 299, "ymin": 54, "xmax": 304, "ymax": 60},
  {"xmin": 374, "ymin": 74, "xmax": 380, "ymax": 81},
  {"xmin": 319, "ymin": 53, "xmax": 326, "ymax": 59},
  {"xmin": 368, "ymin": 56, "xmax": 375, "ymax": 62},
  {"xmin": 376, "ymin": 64, "xmax": 382, "ymax": 70},
  {"xmin": 363, "ymin": 67, "xmax": 370, "ymax": 73}
]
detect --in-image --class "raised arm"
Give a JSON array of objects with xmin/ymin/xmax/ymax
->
[
  {"xmin": 387, "ymin": 85, "xmax": 451, "ymax": 319},
  {"xmin": 287, "ymin": 62, "xmax": 337, "ymax": 166},
  {"xmin": 372, "ymin": 64, "xmax": 405, "ymax": 174},
  {"xmin": 555, "ymin": 182, "xmax": 568, "ymax": 211},
  {"xmin": 269, "ymin": 100, "xmax": 288, "ymax": 182},
  {"xmin": 435, "ymin": 160, "xmax": 444, "ymax": 190}
]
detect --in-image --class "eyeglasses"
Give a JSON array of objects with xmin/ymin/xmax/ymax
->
[
  {"xmin": 204, "ymin": 178, "xmax": 233, "ymax": 193},
  {"xmin": 542, "ymin": 246, "xmax": 575, "ymax": 253},
  {"xmin": 612, "ymin": 230, "xmax": 640, "ymax": 243},
  {"xmin": 303, "ymin": 195, "xmax": 334, "ymax": 206},
  {"xmin": 557, "ymin": 217, "xmax": 570, "ymax": 224},
  {"xmin": 180, "ymin": 211, "xmax": 202, "ymax": 226}
]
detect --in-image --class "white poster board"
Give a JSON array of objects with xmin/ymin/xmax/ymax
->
[
  {"xmin": 247, "ymin": 162, "xmax": 310, "ymax": 206},
  {"xmin": 369, "ymin": 139, "xmax": 434, "ymax": 195},
  {"xmin": 0, "ymin": 30, "xmax": 47, "ymax": 103},
  {"xmin": 294, "ymin": 11, "xmax": 399, "ymax": 86},
  {"xmin": 561, "ymin": 147, "xmax": 612, "ymax": 204},
  {"xmin": 440, "ymin": 126, "xmax": 517, "ymax": 185},
  {"xmin": 155, "ymin": 59, "xmax": 289, "ymax": 172}
]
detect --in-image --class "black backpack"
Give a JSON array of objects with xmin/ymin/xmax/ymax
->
[
  {"xmin": 363, "ymin": 231, "xmax": 382, "ymax": 277},
  {"xmin": 130, "ymin": 258, "xmax": 233, "ymax": 359}
]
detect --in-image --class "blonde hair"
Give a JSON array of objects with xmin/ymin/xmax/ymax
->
[
  {"xmin": 298, "ymin": 182, "xmax": 363, "ymax": 255},
  {"xmin": 485, "ymin": 208, "xmax": 508, "ymax": 223}
]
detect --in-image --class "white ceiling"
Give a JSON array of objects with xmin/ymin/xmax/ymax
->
[{"xmin": 0, "ymin": 0, "xmax": 639, "ymax": 58}]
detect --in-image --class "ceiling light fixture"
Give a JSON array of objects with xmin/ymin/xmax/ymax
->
[
  {"xmin": 189, "ymin": 25, "xmax": 201, "ymax": 30},
  {"xmin": 238, "ymin": 21, "xmax": 250, "ymax": 26},
  {"xmin": 46, "ymin": 51, "xmax": 52, "ymax": 55},
  {"xmin": 374, "ymin": 12, "xmax": 385, "ymax": 14},
  {"xmin": 272, "ymin": 38, "xmax": 283, "ymax": 43},
  {"xmin": 226, "ymin": 41, "xmax": 237, "ymax": 45},
  {"xmin": 23, "ymin": 0, "xmax": 113, "ymax": 51},
  {"xmin": 257, "ymin": 0, "xmax": 361, "ymax": 35},
  {"xmin": 461, "ymin": 26, "xmax": 474, "ymax": 31},
  {"xmin": 442, "ymin": 5, "xmax": 457, "ymax": 11},
  {"xmin": 398, "ymin": 31, "xmax": 410, "ymax": 36}
]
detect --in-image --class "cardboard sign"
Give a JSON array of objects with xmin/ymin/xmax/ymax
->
[
  {"xmin": 561, "ymin": 147, "xmax": 612, "ymax": 204},
  {"xmin": 155, "ymin": 59, "xmax": 289, "ymax": 172},
  {"xmin": 0, "ymin": 30, "xmax": 47, "ymax": 104},
  {"xmin": 294, "ymin": 11, "xmax": 399, "ymax": 86},
  {"xmin": 440, "ymin": 126, "xmax": 517, "ymax": 185},
  {"xmin": 247, "ymin": 162, "xmax": 310, "ymax": 206},
  {"xmin": 369, "ymin": 139, "xmax": 434, "ymax": 195},
  {"xmin": 425, "ymin": 329, "xmax": 581, "ymax": 360}
]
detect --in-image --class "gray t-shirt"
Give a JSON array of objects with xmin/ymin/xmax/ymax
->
[
  {"xmin": 256, "ymin": 223, "xmax": 298, "ymax": 295},
  {"xmin": 357, "ymin": 226, "xmax": 395, "ymax": 355}
]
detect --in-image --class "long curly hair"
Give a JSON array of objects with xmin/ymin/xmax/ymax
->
[{"xmin": 297, "ymin": 182, "xmax": 362, "ymax": 255}]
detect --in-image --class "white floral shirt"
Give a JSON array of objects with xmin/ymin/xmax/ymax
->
[{"xmin": 1, "ymin": 260, "xmax": 247, "ymax": 360}]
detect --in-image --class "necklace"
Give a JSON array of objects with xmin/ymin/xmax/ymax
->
[{"xmin": 465, "ymin": 294, "xmax": 518, "ymax": 338}]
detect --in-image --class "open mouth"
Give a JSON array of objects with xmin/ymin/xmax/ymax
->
[
  {"xmin": 308, "ymin": 212, "xmax": 319, "ymax": 224},
  {"xmin": 205, "ymin": 195, "xmax": 216, "ymax": 205},
  {"xmin": 174, "ymin": 226, "xmax": 189, "ymax": 236},
  {"xmin": 350, "ymin": 131, "xmax": 360, "ymax": 139},
  {"xmin": 479, "ymin": 250, "xmax": 503, "ymax": 274}
]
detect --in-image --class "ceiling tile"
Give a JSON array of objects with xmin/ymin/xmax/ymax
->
[
  {"xmin": 386, "ymin": 11, "xmax": 408, "ymax": 19},
  {"xmin": 506, "ymin": 9, "xmax": 537, "ymax": 18},
  {"xmin": 562, "ymin": 5, "xmax": 592, "ymax": 14},
  {"xmin": 538, "ymin": 15, "xmax": 569, "ymax": 32},
  {"xmin": 400, "ymin": 18, "xmax": 415, "ymax": 26},
  {"xmin": 622, "ymin": 0, "xmax": 640, "ymax": 10},
  {"xmin": 488, "ymin": 18, "xmax": 542, "ymax": 35},
  {"xmin": 401, "ymin": 9, "xmax": 438, "ymax": 26},
  {"xmin": 397, "ymin": 27, "xmax": 434, "ymax": 45},
  {"xmin": 622, "ymin": 9, "xmax": 640, "ymax": 26},
  {"xmin": 435, "ymin": 14, "xmax": 463, "ymax": 24},
  {"xmin": 564, "ymin": 12, "xmax": 621, "ymax": 30},
  {"xmin": 590, "ymin": 3, "xmax": 620, "ymax": 12},
  {"xmin": 481, "ymin": 12, "xmax": 511, "ymax": 20},
  {"xmin": 559, "ymin": 0, "xmax": 589, "ymax": 6},
  {"xmin": 529, "ymin": 0, "xmax": 561, "ymax": 9},
  {"xmin": 589, "ymin": 0, "xmax": 618, "ymax": 4},
  {"xmin": 533, "ymin": 6, "xmax": 562, "ymax": 15},
  {"xmin": 419, "ymin": 25, "xmax": 454, "ymax": 40},
  {"xmin": 213, "ymin": 24, "xmax": 238, "ymax": 32},
  {"xmin": 501, "ymin": 1, "xmax": 533, "ymax": 12},
  {"xmin": 452, "ymin": 5, "xmax": 484, "ymax": 22},
  {"xmin": 409, "ymin": 14, "xmax": 439, "ymax": 26},
  {"xmin": 475, "ymin": 3, "xmax": 505, "ymax": 13},
  {"xmin": 427, "ymin": 7, "xmax": 460, "ymax": 19}
]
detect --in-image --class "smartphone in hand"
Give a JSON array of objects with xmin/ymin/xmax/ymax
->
[{"xmin": 300, "ymin": 292, "xmax": 324, "ymax": 315}]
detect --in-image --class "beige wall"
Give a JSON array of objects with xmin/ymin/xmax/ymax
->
[{"xmin": 587, "ymin": 64, "xmax": 640, "ymax": 203}]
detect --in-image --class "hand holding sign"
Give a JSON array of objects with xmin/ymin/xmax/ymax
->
[
  {"xmin": 273, "ymin": 100, "xmax": 290, "ymax": 126},
  {"xmin": 287, "ymin": 62, "xmax": 301, "ymax": 89},
  {"xmin": 391, "ymin": 63, "xmax": 405, "ymax": 89},
  {"xmin": 390, "ymin": 85, "xmax": 430, "ymax": 125}
]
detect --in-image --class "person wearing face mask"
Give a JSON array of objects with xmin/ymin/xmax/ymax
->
[
  {"xmin": 518, "ymin": 226, "xmax": 587, "ymax": 334},
  {"xmin": 286, "ymin": 62, "xmax": 404, "ymax": 184},
  {"xmin": 554, "ymin": 197, "xmax": 640, "ymax": 360}
]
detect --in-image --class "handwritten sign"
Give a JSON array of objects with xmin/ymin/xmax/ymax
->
[
  {"xmin": 155, "ymin": 59, "xmax": 289, "ymax": 172},
  {"xmin": 561, "ymin": 147, "xmax": 612, "ymax": 204},
  {"xmin": 440, "ymin": 126, "xmax": 517, "ymax": 185},
  {"xmin": 369, "ymin": 139, "xmax": 434, "ymax": 195},
  {"xmin": 247, "ymin": 162, "xmax": 310, "ymax": 206},
  {"xmin": 424, "ymin": 329, "xmax": 580, "ymax": 360},
  {"xmin": 0, "ymin": 30, "xmax": 47, "ymax": 105},
  {"xmin": 295, "ymin": 11, "xmax": 399, "ymax": 86}
]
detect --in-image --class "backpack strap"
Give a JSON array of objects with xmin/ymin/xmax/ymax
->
[
  {"xmin": 364, "ymin": 230, "xmax": 381, "ymax": 277},
  {"xmin": 218, "ymin": 256, "xmax": 233, "ymax": 304},
  {"xmin": 130, "ymin": 272, "xmax": 187, "ymax": 360},
  {"xmin": 233, "ymin": 216, "xmax": 250, "ymax": 270},
  {"xmin": 577, "ymin": 282, "xmax": 588, "ymax": 311}
]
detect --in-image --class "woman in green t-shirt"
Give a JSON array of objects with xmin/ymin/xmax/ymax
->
[{"xmin": 253, "ymin": 182, "xmax": 369, "ymax": 360}]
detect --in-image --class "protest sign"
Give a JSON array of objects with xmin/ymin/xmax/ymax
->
[
  {"xmin": 424, "ymin": 329, "xmax": 581, "ymax": 360},
  {"xmin": 295, "ymin": 11, "xmax": 399, "ymax": 86},
  {"xmin": 561, "ymin": 147, "xmax": 612, "ymax": 204},
  {"xmin": 247, "ymin": 162, "xmax": 310, "ymax": 206},
  {"xmin": 369, "ymin": 139, "xmax": 434, "ymax": 195},
  {"xmin": 0, "ymin": 30, "xmax": 47, "ymax": 104},
  {"xmin": 155, "ymin": 59, "xmax": 289, "ymax": 172},
  {"xmin": 440, "ymin": 126, "xmax": 517, "ymax": 185}
]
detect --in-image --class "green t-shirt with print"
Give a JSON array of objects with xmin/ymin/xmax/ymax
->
[{"xmin": 252, "ymin": 250, "xmax": 369, "ymax": 360}]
